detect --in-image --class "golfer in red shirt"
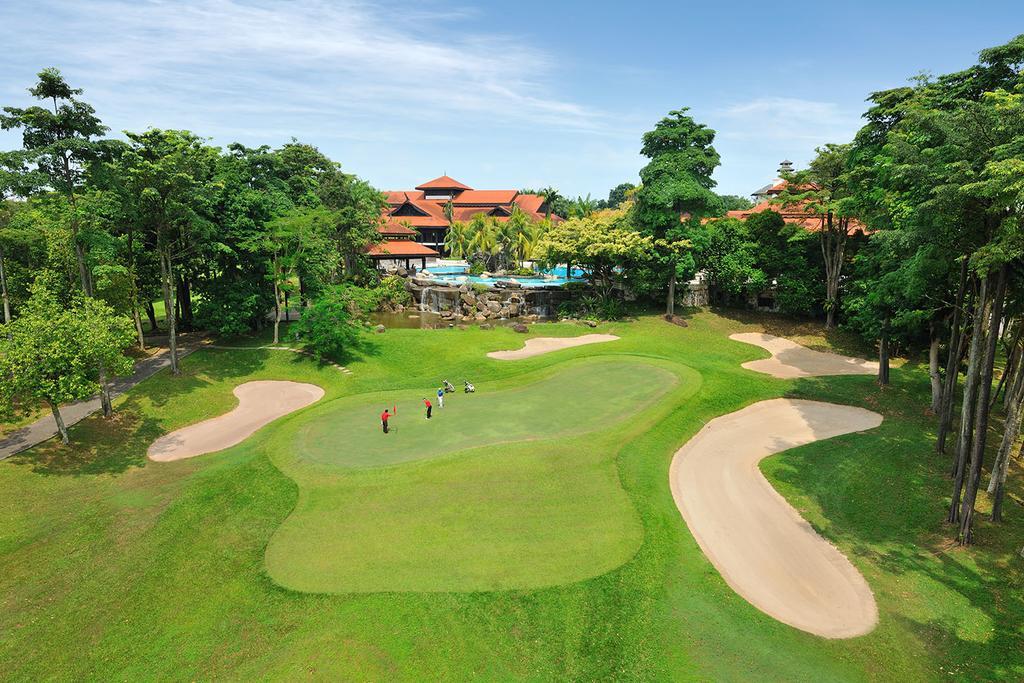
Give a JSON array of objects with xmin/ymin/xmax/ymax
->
[
  {"xmin": 423, "ymin": 397, "xmax": 432, "ymax": 420},
  {"xmin": 381, "ymin": 408, "xmax": 390, "ymax": 434}
]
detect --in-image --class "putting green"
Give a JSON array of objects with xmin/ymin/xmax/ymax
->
[
  {"xmin": 263, "ymin": 357, "xmax": 687, "ymax": 593},
  {"xmin": 282, "ymin": 358, "xmax": 677, "ymax": 471}
]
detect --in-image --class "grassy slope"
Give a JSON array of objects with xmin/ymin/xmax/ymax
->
[{"xmin": 0, "ymin": 312, "xmax": 1020, "ymax": 681}]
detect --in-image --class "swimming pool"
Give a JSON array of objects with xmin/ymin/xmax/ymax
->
[{"xmin": 420, "ymin": 265, "xmax": 585, "ymax": 288}]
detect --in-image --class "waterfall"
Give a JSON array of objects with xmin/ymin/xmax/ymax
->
[{"xmin": 420, "ymin": 286, "xmax": 431, "ymax": 313}]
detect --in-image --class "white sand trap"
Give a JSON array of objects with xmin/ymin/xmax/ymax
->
[
  {"xmin": 670, "ymin": 398, "xmax": 881, "ymax": 638},
  {"xmin": 730, "ymin": 333, "xmax": 878, "ymax": 378},
  {"xmin": 487, "ymin": 334, "xmax": 619, "ymax": 360},
  {"xmin": 148, "ymin": 380, "xmax": 325, "ymax": 462}
]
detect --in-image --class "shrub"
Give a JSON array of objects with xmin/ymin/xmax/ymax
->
[
  {"xmin": 558, "ymin": 293, "xmax": 627, "ymax": 321},
  {"xmin": 293, "ymin": 288, "xmax": 364, "ymax": 361},
  {"xmin": 194, "ymin": 280, "xmax": 271, "ymax": 336}
]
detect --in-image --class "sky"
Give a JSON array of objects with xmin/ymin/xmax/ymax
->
[{"xmin": 0, "ymin": 0, "xmax": 1021, "ymax": 200}]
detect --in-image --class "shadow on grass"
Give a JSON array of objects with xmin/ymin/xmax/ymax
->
[
  {"xmin": 713, "ymin": 307, "xmax": 880, "ymax": 359},
  {"xmin": 766, "ymin": 364, "xmax": 1024, "ymax": 677}
]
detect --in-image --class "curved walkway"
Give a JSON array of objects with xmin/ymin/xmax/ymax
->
[
  {"xmin": 670, "ymin": 398, "xmax": 881, "ymax": 638},
  {"xmin": 148, "ymin": 380, "xmax": 325, "ymax": 462},
  {"xmin": 0, "ymin": 343, "xmax": 202, "ymax": 461},
  {"xmin": 487, "ymin": 334, "xmax": 619, "ymax": 360},
  {"xmin": 730, "ymin": 333, "xmax": 878, "ymax": 378}
]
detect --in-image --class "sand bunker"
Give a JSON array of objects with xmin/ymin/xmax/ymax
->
[
  {"xmin": 670, "ymin": 398, "xmax": 881, "ymax": 638},
  {"xmin": 487, "ymin": 334, "xmax": 619, "ymax": 360},
  {"xmin": 730, "ymin": 333, "xmax": 878, "ymax": 378},
  {"xmin": 148, "ymin": 380, "xmax": 325, "ymax": 462}
]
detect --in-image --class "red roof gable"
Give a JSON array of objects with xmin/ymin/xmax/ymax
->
[
  {"xmin": 415, "ymin": 175, "xmax": 472, "ymax": 191},
  {"xmin": 367, "ymin": 240, "xmax": 439, "ymax": 257}
]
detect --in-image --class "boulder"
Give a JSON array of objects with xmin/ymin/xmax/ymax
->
[
  {"xmin": 462, "ymin": 315, "xmax": 474, "ymax": 323},
  {"xmin": 474, "ymin": 313, "xmax": 487, "ymax": 321},
  {"xmin": 374, "ymin": 324, "xmax": 386, "ymax": 333},
  {"xmin": 480, "ymin": 323, "xmax": 493, "ymax": 330},
  {"xmin": 397, "ymin": 267, "xmax": 408, "ymax": 277},
  {"xmin": 513, "ymin": 322, "xmax": 529, "ymax": 333},
  {"xmin": 459, "ymin": 284, "xmax": 469, "ymax": 293},
  {"xmin": 584, "ymin": 320, "xmax": 598, "ymax": 328},
  {"xmin": 507, "ymin": 303, "xmax": 520, "ymax": 316},
  {"xmin": 486, "ymin": 301, "xmax": 502, "ymax": 313}
]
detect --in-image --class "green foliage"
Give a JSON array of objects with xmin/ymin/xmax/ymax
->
[
  {"xmin": 538, "ymin": 204, "xmax": 653, "ymax": 301},
  {"xmin": 292, "ymin": 286, "xmax": 364, "ymax": 361},
  {"xmin": 715, "ymin": 193, "xmax": 754, "ymax": 213},
  {"xmin": 0, "ymin": 283, "xmax": 133, "ymax": 427},
  {"xmin": 333, "ymin": 275, "xmax": 410, "ymax": 316},
  {"xmin": 634, "ymin": 108, "xmax": 722, "ymax": 311}
]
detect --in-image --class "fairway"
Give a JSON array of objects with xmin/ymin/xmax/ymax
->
[{"xmin": 264, "ymin": 357, "xmax": 682, "ymax": 592}]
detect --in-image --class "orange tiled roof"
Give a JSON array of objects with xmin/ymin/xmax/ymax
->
[
  {"xmin": 367, "ymin": 240, "xmax": 439, "ymax": 257},
  {"xmin": 451, "ymin": 190, "xmax": 519, "ymax": 205},
  {"xmin": 415, "ymin": 175, "xmax": 473, "ymax": 191},
  {"xmin": 379, "ymin": 221, "xmax": 418, "ymax": 236},
  {"xmin": 725, "ymin": 200, "xmax": 866, "ymax": 235},
  {"xmin": 514, "ymin": 194, "xmax": 544, "ymax": 213}
]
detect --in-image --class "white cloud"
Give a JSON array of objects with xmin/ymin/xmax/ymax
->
[
  {"xmin": 716, "ymin": 96, "xmax": 862, "ymax": 144},
  {"xmin": 0, "ymin": 0, "xmax": 608, "ymax": 135}
]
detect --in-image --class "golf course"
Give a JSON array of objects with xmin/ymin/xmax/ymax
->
[{"xmin": 1, "ymin": 311, "xmax": 1021, "ymax": 681}]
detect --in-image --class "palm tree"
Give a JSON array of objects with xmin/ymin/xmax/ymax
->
[
  {"xmin": 538, "ymin": 186, "xmax": 564, "ymax": 219},
  {"xmin": 569, "ymin": 193, "xmax": 599, "ymax": 218},
  {"xmin": 443, "ymin": 220, "xmax": 471, "ymax": 259},
  {"xmin": 505, "ymin": 207, "xmax": 533, "ymax": 268},
  {"xmin": 468, "ymin": 214, "xmax": 499, "ymax": 269}
]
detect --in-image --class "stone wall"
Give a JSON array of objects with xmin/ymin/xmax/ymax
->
[{"xmin": 408, "ymin": 279, "xmax": 573, "ymax": 321}]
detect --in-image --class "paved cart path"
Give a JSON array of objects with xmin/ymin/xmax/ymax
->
[{"xmin": 0, "ymin": 344, "xmax": 201, "ymax": 460}]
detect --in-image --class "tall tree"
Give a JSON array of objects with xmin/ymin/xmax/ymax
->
[
  {"xmin": 635, "ymin": 108, "xmax": 721, "ymax": 315},
  {"xmin": 0, "ymin": 68, "xmax": 109, "ymax": 295},
  {"xmin": 776, "ymin": 144, "xmax": 858, "ymax": 329},
  {"xmin": 109, "ymin": 129, "xmax": 218, "ymax": 375}
]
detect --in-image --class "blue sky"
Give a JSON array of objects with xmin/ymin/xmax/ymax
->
[{"xmin": 1, "ymin": 0, "xmax": 1020, "ymax": 199}]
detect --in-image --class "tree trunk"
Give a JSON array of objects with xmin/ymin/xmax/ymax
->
[
  {"xmin": 949, "ymin": 276, "xmax": 988, "ymax": 523},
  {"xmin": 159, "ymin": 247, "xmax": 179, "ymax": 376},
  {"xmin": 937, "ymin": 262, "xmax": 970, "ymax": 453},
  {"xmin": 177, "ymin": 275, "xmax": 194, "ymax": 332},
  {"xmin": 47, "ymin": 398, "xmax": 70, "ymax": 445},
  {"xmin": 666, "ymin": 270, "xmax": 676, "ymax": 317},
  {"xmin": 273, "ymin": 278, "xmax": 282, "ymax": 345},
  {"xmin": 132, "ymin": 306, "xmax": 146, "ymax": 351},
  {"xmin": 988, "ymin": 352, "xmax": 1024, "ymax": 521},
  {"xmin": 878, "ymin": 328, "xmax": 890, "ymax": 386},
  {"xmin": 146, "ymin": 301, "xmax": 158, "ymax": 332},
  {"xmin": 98, "ymin": 360, "xmax": 112, "ymax": 418},
  {"xmin": 928, "ymin": 322, "xmax": 942, "ymax": 412},
  {"xmin": 0, "ymin": 247, "xmax": 10, "ymax": 324},
  {"xmin": 958, "ymin": 266, "xmax": 1007, "ymax": 544},
  {"xmin": 284, "ymin": 291, "xmax": 290, "ymax": 323}
]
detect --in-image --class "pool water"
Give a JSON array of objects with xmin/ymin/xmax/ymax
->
[{"xmin": 420, "ymin": 265, "xmax": 585, "ymax": 288}]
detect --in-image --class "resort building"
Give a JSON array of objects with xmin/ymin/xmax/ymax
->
[
  {"xmin": 726, "ymin": 162, "xmax": 866, "ymax": 234},
  {"xmin": 369, "ymin": 176, "xmax": 559, "ymax": 269}
]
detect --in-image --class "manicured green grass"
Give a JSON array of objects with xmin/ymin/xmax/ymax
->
[
  {"xmin": 265, "ymin": 358, "xmax": 686, "ymax": 592},
  {"xmin": 283, "ymin": 358, "xmax": 677, "ymax": 470},
  {"xmin": 0, "ymin": 311, "xmax": 1021, "ymax": 681}
]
